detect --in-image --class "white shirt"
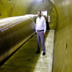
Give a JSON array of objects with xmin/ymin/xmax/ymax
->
[{"xmin": 36, "ymin": 16, "xmax": 46, "ymax": 33}]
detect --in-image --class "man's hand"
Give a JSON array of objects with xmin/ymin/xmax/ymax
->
[{"xmin": 43, "ymin": 33, "xmax": 45, "ymax": 36}]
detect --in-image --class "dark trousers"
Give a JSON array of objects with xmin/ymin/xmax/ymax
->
[{"xmin": 37, "ymin": 31, "xmax": 46, "ymax": 52}]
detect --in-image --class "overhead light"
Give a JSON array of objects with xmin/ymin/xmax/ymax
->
[
  {"xmin": 41, "ymin": 0, "xmax": 44, "ymax": 2},
  {"xmin": 36, "ymin": 0, "xmax": 44, "ymax": 2}
]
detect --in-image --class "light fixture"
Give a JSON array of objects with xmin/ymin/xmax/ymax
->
[
  {"xmin": 41, "ymin": 0, "xmax": 44, "ymax": 2},
  {"xmin": 36, "ymin": 0, "xmax": 44, "ymax": 2}
]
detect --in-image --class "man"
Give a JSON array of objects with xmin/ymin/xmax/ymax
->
[{"xmin": 36, "ymin": 10, "xmax": 46, "ymax": 55}]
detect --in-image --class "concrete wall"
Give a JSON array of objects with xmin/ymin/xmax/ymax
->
[
  {"xmin": 0, "ymin": 0, "xmax": 34, "ymax": 18},
  {"xmin": 52, "ymin": 0, "xmax": 72, "ymax": 72}
]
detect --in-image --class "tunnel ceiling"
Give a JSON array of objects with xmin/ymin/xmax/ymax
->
[
  {"xmin": 28, "ymin": 0, "xmax": 58, "ymax": 30},
  {"xmin": 28, "ymin": 0, "xmax": 54, "ymax": 14},
  {"xmin": 0, "ymin": 0, "xmax": 58, "ymax": 30}
]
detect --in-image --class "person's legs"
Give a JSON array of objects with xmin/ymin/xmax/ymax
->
[
  {"xmin": 37, "ymin": 32, "xmax": 40, "ymax": 51},
  {"xmin": 40, "ymin": 31, "xmax": 46, "ymax": 53}
]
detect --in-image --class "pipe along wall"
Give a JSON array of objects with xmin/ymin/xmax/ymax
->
[{"xmin": 0, "ymin": 15, "xmax": 36, "ymax": 63}]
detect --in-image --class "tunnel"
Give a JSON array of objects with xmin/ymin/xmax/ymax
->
[{"xmin": 0, "ymin": 0, "xmax": 72, "ymax": 72}]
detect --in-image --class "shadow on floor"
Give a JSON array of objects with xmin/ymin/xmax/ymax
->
[{"xmin": 0, "ymin": 31, "xmax": 49, "ymax": 72}]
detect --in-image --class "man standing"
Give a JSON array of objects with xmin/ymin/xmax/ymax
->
[{"xmin": 36, "ymin": 10, "xmax": 46, "ymax": 55}]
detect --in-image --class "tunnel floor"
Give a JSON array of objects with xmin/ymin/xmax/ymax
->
[{"xmin": 0, "ymin": 30, "xmax": 55, "ymax": 72}]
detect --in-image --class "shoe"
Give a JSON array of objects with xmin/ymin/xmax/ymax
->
[
  {"xmin": 42, "ymin": 52, "xmax": 46, "ymax": 55},
  {"xmin": 36, "ymin": 50, "xmax": 40, "ymax": 54}
]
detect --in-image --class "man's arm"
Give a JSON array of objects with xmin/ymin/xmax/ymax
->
[
  {"xmin": 43, "ymin": 17, "xmax": 46, "ymax": 35},
  {"xmin": 35, "ymin": 18, "xmax": 37, "ymax": 33}
]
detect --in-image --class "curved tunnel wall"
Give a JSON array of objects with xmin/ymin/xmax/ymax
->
[
  {"xmin": 0, "ymin": 0, "xmax": 34, "ymax": 18},
  {"xmin": 51, "ymin": 0, "xmax": 72, "ymax": 72}
]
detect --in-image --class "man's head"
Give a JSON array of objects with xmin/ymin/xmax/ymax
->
[{"xmin": 38, "ymin": 10, "xmax": 41, "ymax": 18}]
